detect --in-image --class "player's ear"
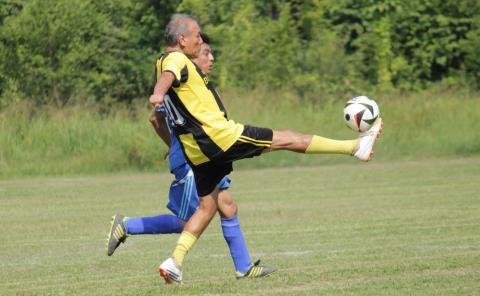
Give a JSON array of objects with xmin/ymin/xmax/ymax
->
[{"xmin": 178, "ymin": 35, "xmax": 187, "ymax": 47}]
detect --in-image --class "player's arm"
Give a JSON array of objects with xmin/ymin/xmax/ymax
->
[
  {"xmin": 149, "ymin": 71, "xmax": 175, "ymax": 108},
  {"xmin": 151, "ymin": 52, "xmax": 188, "ymax": 107},
  {"xmin": 149, "ymin": 111, "xmax": 171, "ymax": 148}
]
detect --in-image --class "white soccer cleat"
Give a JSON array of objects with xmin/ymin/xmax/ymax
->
[
  {"xmin": 159, "ymin": 257, "xmax": 182, "ymax": 284},
  {"xmin": 353, "ymin": 118, "xmax": 383, "ymax": 161}
]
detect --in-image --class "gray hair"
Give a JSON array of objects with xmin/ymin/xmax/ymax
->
[{"xmin": 164, "ymin": 13, "xmax": 198, "ymax": 47}]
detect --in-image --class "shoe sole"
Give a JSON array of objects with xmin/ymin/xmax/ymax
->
[
  {"xmin": 367, "ymin": 119, "xmax": 384, "ymax": 161},
  {"xmin": 237, "ymin": 267, "xmax": 278, "ymax": 279},
  {"xmin": 259, "ymin": 269, "xmax": 277, "ymax": 279},
  {"xmin": 159, "ymin": 268, "xmax": 173, "ymax": 284},
  {"xmin": 106, "ymin": 215, "xmax": 117, "ymax": 256},
  {"xmin": 107, "ymin": 214, "xmax": 124, "ymax": 256},
  {"xmin": 159, "ymin": 268, "xmax": 172, "ymax": 284}
]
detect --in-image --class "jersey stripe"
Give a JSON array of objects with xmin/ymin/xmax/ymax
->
[
  {"xmin": 238, "ymin": 137, "xmax": 271, "ymax": 147},
  {"xmin": 239, "ymin": 136, "xmax": 272, "ymax": 145}
]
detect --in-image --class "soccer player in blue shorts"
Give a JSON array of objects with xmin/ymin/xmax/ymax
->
[
  {"xmin": 150, "ymin": 14, "xmax": 383, "ymax": 284},
  {"xmin": 106, "ymin": 33, "xmax": 276, "ymax": 280}
]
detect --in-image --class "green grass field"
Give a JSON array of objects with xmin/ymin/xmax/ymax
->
[{"xmin": 1, "ymin": 158, "xmax": 479, "ymax": 295}]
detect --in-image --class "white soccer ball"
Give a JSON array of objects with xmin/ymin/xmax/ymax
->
[{"xmin": 343, "ymin": 96, "xmax": 380, "ymax": 132}]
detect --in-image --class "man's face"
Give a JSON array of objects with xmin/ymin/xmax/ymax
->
[
  {"xmin": 180, "ymin": 20, "xmax": 203, "ymax": 58},
  {"xmin": 193, "ymin": 43, "xmax": 214, "ymax": 75}
]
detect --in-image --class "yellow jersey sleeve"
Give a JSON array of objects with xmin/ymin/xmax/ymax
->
[{"xmin": 157, "ymin": 52, "xmax": 188, "ymax": 86}]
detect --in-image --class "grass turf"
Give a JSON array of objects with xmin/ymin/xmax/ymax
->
[{"xmin": 1, "ymin": 158, "xmax": 479, "ymax": 295}]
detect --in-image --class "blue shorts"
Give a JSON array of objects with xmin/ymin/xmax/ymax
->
[{"xmin": 166, "ymin": 163, "xmax": 231, "ymax": 221}]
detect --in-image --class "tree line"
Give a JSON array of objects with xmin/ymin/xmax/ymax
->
[{"xmin": 1, "ymin": 0, "xmax": 479, "ymax": 107}]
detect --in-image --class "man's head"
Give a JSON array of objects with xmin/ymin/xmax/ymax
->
[
  {"xmin": 192, "ymin": 32, "xmax": 214, "ymax": 75},
  {"xmin": 164, "ymin": 14, "xmax": 203, "ymax": 58}
]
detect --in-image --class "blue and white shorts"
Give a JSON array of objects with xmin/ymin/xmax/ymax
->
[{"xmin": 166, "ymin": 163, "xmax": 231, "ymax": 221}]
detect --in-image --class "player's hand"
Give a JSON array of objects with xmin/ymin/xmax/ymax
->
[{"xmin": 149, "ymin": 94, "xmax": 164, "ymax": 109}]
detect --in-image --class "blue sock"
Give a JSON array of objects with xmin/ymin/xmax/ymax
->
[
  {"xmin": 221, "ymin": 215, "xmax": 251, "ymax": 274},
  {"xmin": 124, "ymin": 214, "xmax": 183, "ymax": 234}
]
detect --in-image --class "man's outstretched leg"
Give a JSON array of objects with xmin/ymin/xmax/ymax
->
[
  {"xmin": 106, "ymin": 165, "xmax": 193, "ymax": 256},
  {"xmin": 267, "ymin": 118, "xmax": 383, "ymax": 161},
  {"xmin": 125, "ymin": 215, "xmax": 184, "ymax": 235}
]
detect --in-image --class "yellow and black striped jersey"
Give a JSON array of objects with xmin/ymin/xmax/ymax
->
[{"xmin": 156, "ymin": 51, "xmax": 244, "ymax": 166}]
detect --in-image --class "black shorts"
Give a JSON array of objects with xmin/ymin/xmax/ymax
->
[{"xmin": 192, "ymin": 125, "xmax": 273, "ymax": 196}]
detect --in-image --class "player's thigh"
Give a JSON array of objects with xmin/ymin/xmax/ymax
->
[
  {"xmin": 216, "ymin": 125, "xmax": 273, "ymax": 161},
  {"xmin": 192, "ymin": 162, "xmax": 232, "ymax": 197}
]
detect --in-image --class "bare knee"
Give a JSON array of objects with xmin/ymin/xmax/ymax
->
[
  {"xmin": 199, "ymin": 195, "xmax": 218, "ymax": 217},
  {"xmin": 217, "ymin": 190, "xmax": 237, "ymax": 218}
]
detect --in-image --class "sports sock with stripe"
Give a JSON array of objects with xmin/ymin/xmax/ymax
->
[
  {"xmin": 306, "ymin": 135, "xmax": 358, "ymax": 155},
  {"xmin": 124, "ymin": 215, "xmax": 183, "ymax": 234},
  {"xmin": 221, "ymin": 215, "xmax": 251, "ymax": 274},
  {"xmin": 172, "ymin": 231, "xmax": 197, "ymax": 267}
]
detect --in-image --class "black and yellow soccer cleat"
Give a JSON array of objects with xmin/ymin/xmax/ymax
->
[
  {"xmin": 106, "ymin": 213, "xmax": 127, "ymax": 256},
  {"xmin": 236, "ymin": 259, "xmax": 277, "ymax": 279}
]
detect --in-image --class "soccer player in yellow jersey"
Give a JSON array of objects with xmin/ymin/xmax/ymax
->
[
  {"xmin": 150, "ymin": 14, "xmax": 383, "ymax": 284},
  {"xmin": 106, "ymin": 33, "xmax": 276, "ymax": 280}
]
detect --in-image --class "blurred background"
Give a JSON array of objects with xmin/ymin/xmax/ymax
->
[{"xmin": 1, "ymin": 0, "xmax": 479, "ymax": 177}]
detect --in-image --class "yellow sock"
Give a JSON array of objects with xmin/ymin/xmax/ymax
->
[
  {"xmin": 172, "ymin": 231, "xmax": 197, "ymax": 267},
  {"xmin": 305, "ymin": 135, "xmax": 358, "ymax": 155}
]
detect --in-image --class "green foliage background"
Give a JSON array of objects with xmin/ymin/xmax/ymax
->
[
  {"xmin": 1, "ymin": 0, "xmax": 480, "ymax": 105},
  {"xmin": 1, "ymin": 0, "xmax": 480, "ymax": 177}
]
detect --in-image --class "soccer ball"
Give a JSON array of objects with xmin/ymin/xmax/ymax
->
[{"xmin": 343, "ymin": 96, "xmax": 380, "ymax": 132}]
